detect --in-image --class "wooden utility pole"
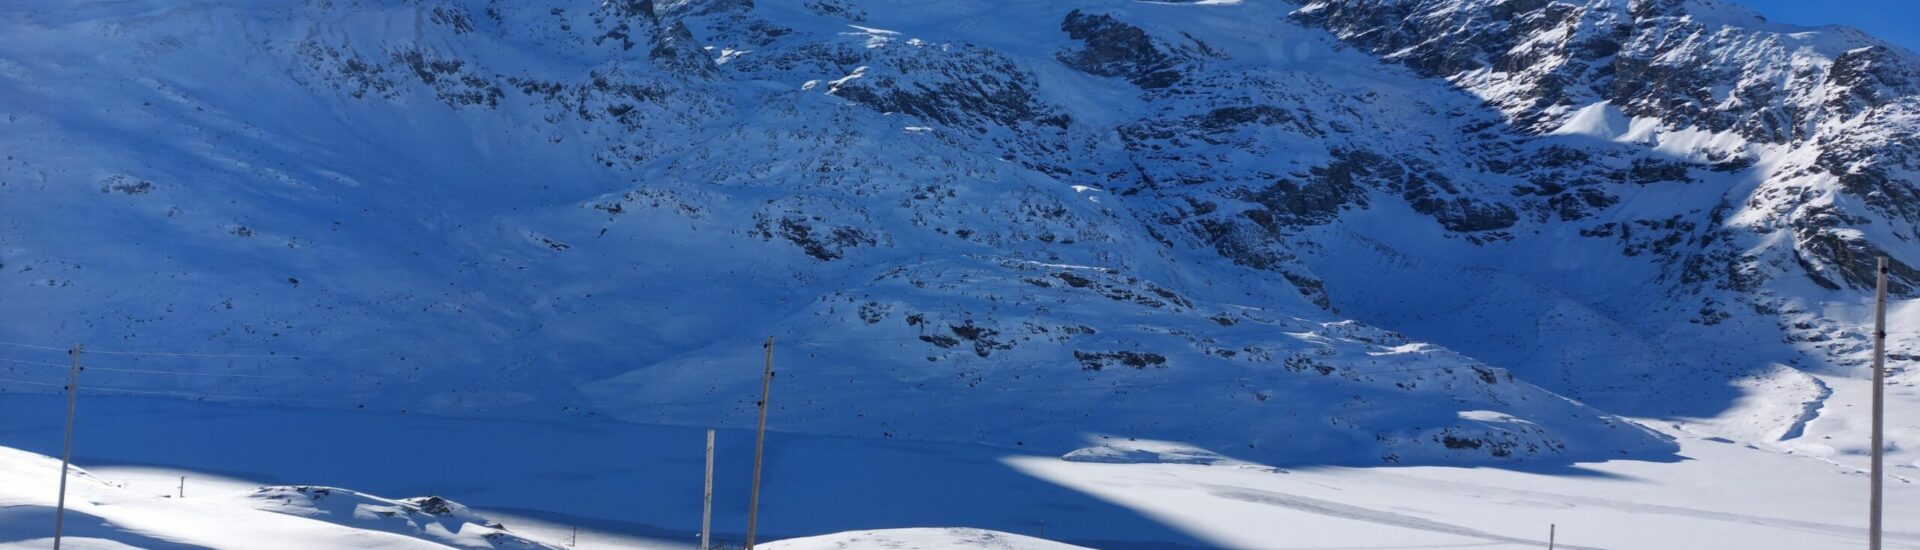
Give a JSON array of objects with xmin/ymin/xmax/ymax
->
[
  {"xmin": 746, "ymin": 337, "xmax": 774, "ymax": 549},
  {"xmin": 1548, "ymin": 523, "xmax": 1555, "ymax": 550},
  {"xmin": 1871, "ymin": 256, "xmax": 1888, "ymax": 550},
  {"xmin": 178, "ymin": 476, "xmax": 185, "ymax": 499},
  {"xmin": 53, "ymin": 344, "xmax": 82, "ymax": 550},
  {"xmin": 702, "ymin": 429, "xmax": 715, "ymax": 550}
]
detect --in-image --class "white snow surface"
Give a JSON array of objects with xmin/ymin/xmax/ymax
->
[
  {"xmin": 0, "ymin": 444, "xmax": 558, "ymax": 549},
  {"xmin": 0, "ymin": 396, "xmax": 1914, "ymax": 549},
  {"xmin": 0, "ymin": 0, "xmax": 1918, "ymax": 547},
  {"xmin": 758, "ymin": 528, "xmax": 1088, "ymax": 550}
]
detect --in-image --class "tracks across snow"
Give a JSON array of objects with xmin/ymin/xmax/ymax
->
[
  {"xmin": 1350, "ymin": 470, "xmax": 1920, "ymax": 549},
  {"xmin": 1203, "ymin": 485, "xmax": 1606, "ymax": 550}
]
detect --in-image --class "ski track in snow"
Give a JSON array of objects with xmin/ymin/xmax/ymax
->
[
  {"xmin": 1347, "ymin": 470, "xmax": 1920, "ymax": 548},
  {"xmin": 1201, "ymin": 485, "xmax": 1607, "ymax": 550}
]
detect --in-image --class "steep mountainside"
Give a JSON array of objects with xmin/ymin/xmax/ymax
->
[
  {"xmin": 1295, "ymin": 0, "xmax": 1920, "ymax": 325},
  {"xmin": 1278, "ymin": 0, "xmax": 1920, "ymax": 420},
  {"xmin": 2, "ymin": 0, "xmax": 1915, "ymax": 467}
]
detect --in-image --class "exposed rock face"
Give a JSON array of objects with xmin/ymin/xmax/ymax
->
[
  {"xmin": 829, "ymin": 44, "xmax": 1072, "ymax": 132},
  {"xmin": 603, "ymin": 0, "xmax": 658, "ymax": 20},
  {"xmin": 1292, "ymin": 0, "xmax": 1920, "ymax": 295},
  {"xmin": 1057, "ymin": 10, "xmax": 1187, "ymax": 90},
  {"xmin": 651, "ymin": 21, "xmax": 720, "ymax": 76}
]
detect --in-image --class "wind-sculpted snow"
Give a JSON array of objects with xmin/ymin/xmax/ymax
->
[
  {"xmin": 250, "ymin": 486, "xmax": 555, "ymax": 549},
  {"xmin": 14, "ymin": 0, "xmax": 1919, "ymax": 469},
  {"xmin": 0, "ymin": 445, "xmax": 561, "ymax": 549}
]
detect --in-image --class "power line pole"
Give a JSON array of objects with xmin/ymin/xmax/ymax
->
[
  {"xmin": 178, "ymin": 476, "xmax": 185, "ymax": 499},
  {"xmin": 1871, "ymin": 256, "xmax": 1888, "ymax": 550},
  {"xmin": 1547, "ymin": 523, "xmax": 1555, "ymax": 550},
  {"xmin": 746, "ymin": 337, "xmax": 774, "ymax": 550},
  {"xmin": 54, "ymin": 343, "xmax": 83, "ymax": 550},
  {"xmin": 703, "ymin": 429, "xmax": 715, "ymax": 550}
]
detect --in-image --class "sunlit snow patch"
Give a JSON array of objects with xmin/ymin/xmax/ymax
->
[
  {"xmin": 827, "ymin": 66, "xmax": 868, "ymax": 94},
  {"xmin": 1069, "ymin": 185, "xmax": 1104, "ymax": 203},
  {"xmin": 1551, "ymin": 102, "xmax": 1630, "ymax": 140},
  {"xmin": 842, "ymin": 25, "xmax": 900, "ymax": 48}
]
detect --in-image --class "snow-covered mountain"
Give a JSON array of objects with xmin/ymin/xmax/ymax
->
[
  {"xmin": 1292, "ymin": 0, "xmax": 1920, "ymax": 360},
  {"xmin": 1, "ymin": 0, "xmax": 1914, "ymax": 469}
]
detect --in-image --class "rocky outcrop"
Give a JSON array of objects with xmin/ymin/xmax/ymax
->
[
  {"xmin": 830, "ymin": 45, "xmax": 1072, "ymax": 132},
  {"xmin": 1057, "ymin": 10, "xmax": 1187, "ymax": 89}
]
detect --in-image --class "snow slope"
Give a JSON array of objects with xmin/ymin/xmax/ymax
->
[
  {"xmin": 0, "ymin": 0, "xmax": 1697, "ymax": 467},
  {"xmin": 0, "ymin": 444, "xmax": 559, "ymax": 549}
]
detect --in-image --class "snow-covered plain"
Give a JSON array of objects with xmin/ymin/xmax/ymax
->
[
  {"xmin": 758, "ymin": 528, "xmax": 1090, "ymax": 550},
  {"xmin": 1, "ymin": 395, "xmax": 1916, "ymax": 549}
]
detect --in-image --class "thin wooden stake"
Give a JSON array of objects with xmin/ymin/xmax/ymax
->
[
  {"xmin": 746, "ymin": 337, "xmax": 774, "ymax": 549},
  {"xmin": 178, "ymin": 476, "xmax": 185, "ymax": 499},
  {"xmin": 703, "ymin": 429, "xmax": 715, "ymax": 550},
  {"xmin": 1548, "ymin": 523, "xmax": 1555, "ymax": 550},
  {"xmin": 1871, "ymin": 256, "xmax": 1888, "ymax": 550},
  {"xmin": 53, "ymin": 344, "xmax": 82, "ymax": 550}
]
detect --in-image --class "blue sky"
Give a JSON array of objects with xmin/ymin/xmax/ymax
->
[{"xmin": 1734, "ymin": 0, "xmax": 1920, "ymax": 53}]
